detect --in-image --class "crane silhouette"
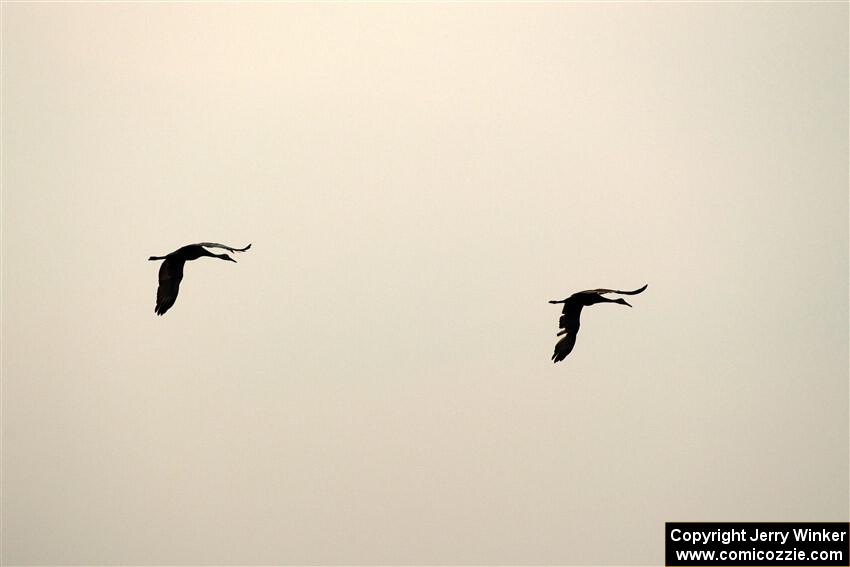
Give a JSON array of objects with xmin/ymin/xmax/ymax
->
[
  {"xmin": 148, "ymin": 242, "xmax": 251, "ymax": 315},
  {"xmin": 548, "ymin": 284, "xmax": 647, "ymax": 362}
]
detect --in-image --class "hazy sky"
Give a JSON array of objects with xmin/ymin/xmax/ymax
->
[{"xmin": 2, "ymin": 2, "xmax": 847, "ymax": 565}]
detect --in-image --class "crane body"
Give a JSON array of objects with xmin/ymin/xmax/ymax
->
[
  {"xmin": 549, "ymin": 284, "xmax": 647, "ymax": 362},
  {"xmin": 148, "ymin": 242, "xmax": 251, "ymax": 315}
]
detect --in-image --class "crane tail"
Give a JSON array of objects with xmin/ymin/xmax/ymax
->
[
  {"xmin": 617, "ymin": 284, "xmax": 648, "ymax": 295},
  {"xmin": 196, "ymin": 242, "xmax": 252, "ymax": 254}
]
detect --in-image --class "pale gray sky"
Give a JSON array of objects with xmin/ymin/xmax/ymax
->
[{"xmin": 2, "ymin": 2, "xmax": 847, "ymax": 565}]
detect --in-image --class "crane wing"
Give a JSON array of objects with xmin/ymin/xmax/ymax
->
[
  {"xmin": 155, "ymin": 258, "xmax": 184, "ymax": 315},
  {"xmin": 588, "ymin": 284, "xmax": 647, "ymax": 296},
  {"xmin": 196, "ymin": 242, "xmax": 252, "ymax": 253},
  {"xmin": 552, "ymin": 331, "xmax": 578, "ymax": 363},
  {"xmin": 557, "ymin": 299, "xmax": 584, "ymax": 334}
]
